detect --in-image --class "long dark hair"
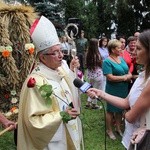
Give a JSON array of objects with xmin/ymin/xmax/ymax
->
[
  {"xmin": 86, "ymin": 38, "xmax": 102, "ymax": 70},
  {"xmin": 99, "ymin": 37, "xmax": 108, "ymax": 48},
  {"xmin": 138, "ymin": 30, "xmax": 150, "ymax": 80}
]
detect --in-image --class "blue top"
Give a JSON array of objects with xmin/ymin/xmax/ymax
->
[{"xmin": 102, "ymin": 57, "xmax": 129, "ymax": 112}]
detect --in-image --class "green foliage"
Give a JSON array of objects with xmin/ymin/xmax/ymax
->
[
  {"xmin": 0, "ymin": 129, "xmax": 16, "ymax": 150},
  {"xmin": 97, "ymin": 0, "xmax": 115, "ymax": 38},
  {"xmin": 33, "ymin": 0, "xmax": 65, "ymax": 37},
  {"xmin": 60, "ymin": 111, "xmax": 72, "ymax": 123},
  {"xmin": 39, "ymin": 84, "xmax": 53, "ymax": 106},
  {"xmin": 80, "ymin": 94, "xmax": 125, "ymax": 150},
  {"xmin": 116, "ymin": 1, "xmax": 136, "ymax": 37},
  {"xmin": 80, "ymin": 2, "xmax": 99, "ymax": 38},
  {"xmin": 62, "ymin": 0, "xmax": 84, "ymax": 22},
  {"xmin": 6, "ymin": 0, "xmax": 150, "ymax": 38}
]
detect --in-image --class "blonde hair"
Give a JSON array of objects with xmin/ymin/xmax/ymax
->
[{"xmin": 107, "ymin": 39, "xmax": 121, "ymax": 54}]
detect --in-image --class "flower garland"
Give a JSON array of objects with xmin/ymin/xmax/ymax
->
[
  {"xmin": 3, "ymin": 89, "xmax": 19, "ymax": 122},
  {"xmin": 0, "ymin": 3, "xmax": 38, "ymax": 123},
  {"xmin": 0, "ymin": 43, "xmax": 35, "ymax": 121}
]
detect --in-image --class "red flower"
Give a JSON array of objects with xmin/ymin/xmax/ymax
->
[
  {"xmin": 4, "ymin": 94, "xmax": 9, "ymax": 99},
  {"xmin": 27, "ymin": 77, "xmax": 36, "ymax": 88}
]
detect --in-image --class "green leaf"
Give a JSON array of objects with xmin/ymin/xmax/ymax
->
[
  {"xmin": 40, "ymin": 91, "xmax": 47, "ymax": 97},
  {"xmin": 60, "ymin": 111, "xmax": 72, "ymax": 123},
  {"xmin": 38, "ymin": 84, "xmax": 53, "ymax": 106},
  {"xmin": 46, "ymin": 97, "xmax": 52, "ymax": 106}
]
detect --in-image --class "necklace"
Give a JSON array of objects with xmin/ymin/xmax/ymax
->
[{"xmin": 109, "ymin": 56, "xmax": 121, "ymax": 64}]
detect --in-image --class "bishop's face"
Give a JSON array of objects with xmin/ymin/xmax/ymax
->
[{"xmin": 39, "ymin": 44, "xmax": 64, "ymax": 70}]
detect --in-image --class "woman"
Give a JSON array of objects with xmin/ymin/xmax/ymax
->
[
  {"xmin": 99, "ymin": 37, "xmax": 109, "ymax": 91},
  {"xmin": 126, "ymin": 36, "xmax": 143, "ymax": 89},
  {"xmin": 118, "ymin": 36, "xmax": 134, "ymax": 74},
  {"xmin": 98, "ymin": 37, "xmax": 109, "ymax": 61},
  {"xmin": 85, "ymin": 38, "xmax": 103, "ymax": 109},
  {"xmin": 102, "ymin": 39, "xmax": 132, "ymax": 140},
  {"xmin": 87, "ymin": 30, "xmax": 150, "ymax": 149}
]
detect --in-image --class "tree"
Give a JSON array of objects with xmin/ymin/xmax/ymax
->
[
  {"xmin": 97, "ymin": 0, "xmax": 116, "ymax": 38},
  {"xmin": 4, "ymin": 0, "xmax": 150, "ymax": 39},
  {"xmin": 62, "ymin": 0, "xmax": 84, "ymax": 22},
  {"xmin": 116, "ymin": 0, "xmax": 136, "ymax": 37},
  {"xmin": 34, "ymin": 0, "xmax": 65, "ymax": 36},
  {"xmin": 81, "ymin": 1, "xmax": 99, "ymax": 38}
]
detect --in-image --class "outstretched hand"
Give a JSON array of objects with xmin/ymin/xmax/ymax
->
[
  {"xmin": 3, "ymin": 119, "xmax": 17, "ymax": 131},
  {"xmin": 87, "ymin": 88, "xmax": 102, "ymax": 99}
]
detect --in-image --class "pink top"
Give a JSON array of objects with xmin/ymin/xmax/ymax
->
[{"xmin": 120, "ymin": 50, "xmax": 134, "ymax": 73}]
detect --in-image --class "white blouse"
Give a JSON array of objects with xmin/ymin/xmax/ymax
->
[{"xmin": 122, "ymin": 71, "xmax": 150, "ymax": 149}]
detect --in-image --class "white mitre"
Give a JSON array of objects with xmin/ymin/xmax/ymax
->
[{"xmin": 30, "ymin": 16, "xmax": 60, "ymax": 52}]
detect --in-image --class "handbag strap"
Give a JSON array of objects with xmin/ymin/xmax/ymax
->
[
  {"xmin": 134, "ymin": 143, "xmax": 137, "ymax": 150},
  {"xmin": 145, "ymin": 78, "xmax": 150, "ymax": 129},
  {"xmin": 146, "ymin": 110, "xmax": 150, "ymax": 129}
]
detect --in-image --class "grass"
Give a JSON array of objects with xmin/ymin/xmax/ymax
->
[
  {"xmin": 0, "ymin": 128, "xmax": 16, "ymax": 150},
  {"xmin": 0, "ymin": 94, "xmax": 125, "ymax": 150},
  {"xmin": 80, "ymin": 94, "xmax": 124, "ymax": 150}
]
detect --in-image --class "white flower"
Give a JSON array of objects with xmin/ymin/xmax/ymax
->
[
  {"xmin": 5, "ymin": 112, "xmax": 12, "ymax": 117},
  {"xmin": 11, "ymin": 97, "xmax": 18, "ymax": 104},
  {"xmin": 5, "ymin": 46, "xmax": 13, "ymax": 52},
  {"xmin": 11, "ymin": 90, "xmax": 17, "ymax": 96},
  {"xmin": 25, "ymin": 43, "xmax": 35, "ymax": 50},
  {"xmin": 0, "ymin": 46, "xmax": 12, "ymax": 52},
  {"xmin": 0, "ymin": 46, "xmax": 5, "ymax": 52}
]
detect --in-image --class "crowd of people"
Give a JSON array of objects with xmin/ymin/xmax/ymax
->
[
  {"xmin": 59, "ymin": 27, "xmax": 150, "ymax": 150},
  {"xmin": 1, "ymin": 14, "xmax": 150, "ymax": 150},
  {"xmin": 87, "ymin": 30, "xmax": 150, "ymax": 150}
]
